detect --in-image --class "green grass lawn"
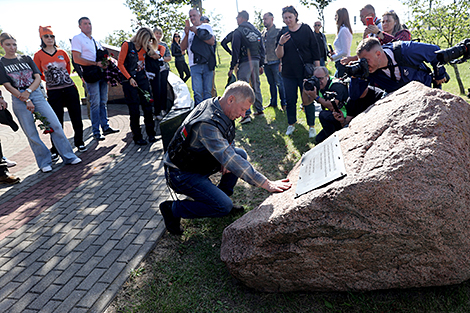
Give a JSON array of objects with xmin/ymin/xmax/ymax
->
[{"xmin": 108, "ymin": 35, "xmax": 470, "ymax": 313}]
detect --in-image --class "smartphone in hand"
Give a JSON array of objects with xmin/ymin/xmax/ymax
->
[{"xmin": 366, "ymin": 17, "xmax": 373, "ymax": 26}]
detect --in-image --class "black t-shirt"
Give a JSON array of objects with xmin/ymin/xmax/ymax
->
[
  {"xmin": 321, "ymin": 78, "xmax": 348, "ymax": 109},
  {"xmin": 0, "ymin": 55, "xmax": 41, "ymax": 89},
  {"xmin": 276, "ymin": 23, "xmax": 320, "ymax": 79}
]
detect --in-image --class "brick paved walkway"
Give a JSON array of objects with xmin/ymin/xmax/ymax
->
[{"xmin": 0, "ymin": 88, "xmax": 169, "ymax": 312}]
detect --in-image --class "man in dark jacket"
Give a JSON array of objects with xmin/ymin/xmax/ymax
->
[
  {"xmin": 227, "ymin": 10, "xmax": 265, "ymax": 124},
  {"xmin": 160, "ymin": 81, "xmax": 291, "ymax": 235}
]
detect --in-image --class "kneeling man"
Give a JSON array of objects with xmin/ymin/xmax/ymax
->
[{"xmin": 161, "ymin": 81, "xmax": 292, "ymax": 234}]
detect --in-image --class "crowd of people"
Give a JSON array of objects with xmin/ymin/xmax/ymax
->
[
  {"xmin": 158, "ymin": 4, "xmax": 449, "ymax": 235},
  {"xmin": 0, "ymin": 6, "xmax": 450, "ymax": 237}
]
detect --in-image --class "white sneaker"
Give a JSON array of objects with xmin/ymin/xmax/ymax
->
[
  {"xmin": 309, "ymin": 127, "xmax": 317, "ymax": 138},
  {"xmin": 3, "ymin": 157, "xmax": 16, "ymax": 168},
  {"xmin": 70, "ymin": 158, "xmax": 82, "ymax": 165},
  {"xmin": 41, "ymin": 166, "xmax": 52, "ymax": 173},
  {"xmin": 286, "ymin": 125, "xmax": 295, "ymax": 135}
]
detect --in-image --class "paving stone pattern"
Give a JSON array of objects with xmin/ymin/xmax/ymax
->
[{"xmin": 0, "ymin": 92, "xmax": 169, "ymax": 312}]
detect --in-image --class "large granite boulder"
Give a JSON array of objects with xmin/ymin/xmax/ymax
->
[{"xmin": 221, "ymin": 82, "xmax": 470, "ymax": 292}]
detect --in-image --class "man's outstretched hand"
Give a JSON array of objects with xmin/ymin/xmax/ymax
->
[{"xmin": 262, "ymin": 178, "xmax": 292, "ymax": 193}]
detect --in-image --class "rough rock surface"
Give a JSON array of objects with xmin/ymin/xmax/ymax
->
[{"xmin": 221, "ymin": 82, "xmax": 470, "ymax": 292}]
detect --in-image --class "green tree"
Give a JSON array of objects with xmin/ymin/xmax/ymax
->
[
  {"xmin": 125, "ymin": 0, "xmax": 187, "ymax": 42},
  {"xmin": 253, "ymin": 9, "xmax": 264, "ymax": 32},
  {"xmin": 104, "ymin": 30, "xmax": 133, "ymax": 47},
  {"xmin": 299, "ymin": 0, "xmax": 335, "ymax": 33},
  {"xmin": 402, "ymin": 0, "xmax": 470, "ymax": 94}
]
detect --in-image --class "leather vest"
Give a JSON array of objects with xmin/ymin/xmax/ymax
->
[
  {"xmin": 123, "ymin": 41, "xmax": 139, "ymax": 78},
  {"xmin": 237, "ymin": 24, "xmax": 262, "ymax": 59},
  {"xmin": 167, "ymin": 98, "xmax": 236, "ymax": 175}
]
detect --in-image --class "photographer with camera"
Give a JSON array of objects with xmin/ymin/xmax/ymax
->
[
  {"xmin": 301, "ymin": 67, "xmax": 348, "ymax": 142},
  {"xmin": 347, "ymin": 37, "xmax": 448, "ymax": 103}
]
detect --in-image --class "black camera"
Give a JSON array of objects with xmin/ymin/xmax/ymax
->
[
  {"xmin": 344, "ymin": 58, "xmax": 369, "ymax": 79},
  {"xmin": 304, "ymin": 76, "xmax": 321, "ymax": 92},
  {"xmin": 323, "ymin": 91, "xmax": 341, "ymax": 113},
  {"xmin": 436, "ymin": 39, "xmax": 470, "ymax": 65}
]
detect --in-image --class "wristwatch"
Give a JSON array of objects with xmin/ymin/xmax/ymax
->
[{"xmin": 26, "ymin": 88, "xmax": 33, "ymax": 93}]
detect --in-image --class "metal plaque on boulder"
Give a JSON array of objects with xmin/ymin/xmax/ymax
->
[{"xmin": 295, "ymin": 134, "xmax": 347, "ymax": 198}]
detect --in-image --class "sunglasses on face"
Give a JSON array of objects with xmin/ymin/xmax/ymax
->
[
  {"xmin": 175, "ymin": 35, "xmax": 180, "ymax": 38},
  {"xmin": 43, "ymin": 34, "xmax": 55, "ymax": 39},
  {"xmin": 314, "ymin": 24, "xmax": 321, "ymax": 27}
]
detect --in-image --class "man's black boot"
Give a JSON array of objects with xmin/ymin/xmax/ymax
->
[{"xmin": 160, "ymin": 201, "xmax": 184, "ymax": 235}]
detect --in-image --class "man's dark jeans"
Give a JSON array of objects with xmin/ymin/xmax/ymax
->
[
  {"xmin": 264, "ymin": 61, "xmax": 286, "ymax": 107},
  {"xmin": 166, "ymin": 147, "xmax": 247, "ymax": 219}
]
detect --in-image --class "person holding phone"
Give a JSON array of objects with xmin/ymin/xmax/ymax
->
[
  {"xmin": 275, "ymin": 5, "xmax": 320, "ymax": 137},
  {"xmin": 360, "ymin": 4, "xmax": 382, "ymax": 38},
  {"xmin": 329, "ymin": 8, "xmax": 353, "ymax": 78},
  {"xmin": 365, "ymin": 11, "xmax": 411, "ymax": 44}
]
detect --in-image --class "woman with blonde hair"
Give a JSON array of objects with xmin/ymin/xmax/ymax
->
[
  {"xmin": 117, "ymin": 27, "xmax": 159, "ymax": 145},
  {"xmin": 330, "ymin": 8, "xmax": 353, "ymax": 78},
  {"xmin": 0, "ymin": 32, "xmax": 81, "ymax": 172}
]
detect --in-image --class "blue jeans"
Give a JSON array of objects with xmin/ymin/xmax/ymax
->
[
  {"xmin": 237, "ymin": 60, "xmax": 263, "ymax": 115},
  {"xmin": 11, "ymin": 89, "xmax": 78, "ymax": 169},
  {"xmin": 283, "ymin": 76, "xmax": 316, "ymax": 126},
  {"xmin": 190, "ymin": 63, "xmax": 213, "ymax": 105},
  {"xmin": 86, "ymin": 79, "xmax": 110, "ymax": 136},
  {"xmin": 264, "ymin": 61, "xmax": 286, "ymax": 108},
  {"xmin": 166, "ymin": 148, "xmax": 247, "ymax": 219}
]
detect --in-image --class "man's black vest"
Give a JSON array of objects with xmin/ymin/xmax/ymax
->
[
  {"xmin": 167, "ymin": 98, "xmax": 236, "ymax": 175},
  {"xmin": 236, "ymin": 23, "xmax": 262, "ymax": 59}
]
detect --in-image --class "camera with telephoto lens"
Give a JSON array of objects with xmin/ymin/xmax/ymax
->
[
  {"xmin": 304, "ymin": 76, "xmax": 321, "ymax": 92},
  {"xmin": 436, "ymin": 39, "xmax": 470, "ymax": 65},
  {"xmin": 344, "ymin": 58, "xmax": 369, "ymax": 79}
]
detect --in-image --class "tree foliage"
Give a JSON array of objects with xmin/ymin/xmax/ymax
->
[
  {"xmin": 103, "ymin": 30, "xmax": 133, "ymax": 47},
  {"xmin": 402, "ymin": 0, "xmax": 470, "ymax": 94},
  {"xmin": 402, "ymin": 0, "xmax": 470, "ymax": 48},
  {"xmin": 253, "ymin": 9, "xmax": 264, "ymax": 32},
  {"xmin": 125, "ymin": 0, "xmax": 187, "ymax": 42},
  {"xmin": 299, "ymin": 0, "xmax": 335, "ymax": 33}
]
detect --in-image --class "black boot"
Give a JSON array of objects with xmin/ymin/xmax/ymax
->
[{"xmin": 160, "ymin": 201, "xmax": 183, "ymax": 235}]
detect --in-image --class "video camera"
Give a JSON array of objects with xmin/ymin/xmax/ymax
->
[
  {"xmin": 436, "ymin": 39, "xmax": 470, "ymax": 65},
  {"xmin": 344, "ymin": 58, "xmax": 369, "ymax": 79}
]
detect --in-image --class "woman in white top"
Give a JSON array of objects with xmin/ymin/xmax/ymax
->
[{"xmin": 330, "ymin": 8, "xmax": 353, "ymax": 78}]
